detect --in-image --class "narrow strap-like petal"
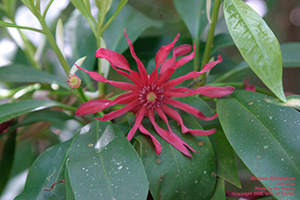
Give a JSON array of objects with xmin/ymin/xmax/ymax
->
[
  {"xmin": 127, "ymin": 106, "xmax": 146, "ymax": 141},
  {"xmin": 149, "ymin": 34, "xmax": 181, "ymax": 82},
  {"xmin": 159, "ymin": 48, "xmax": 177, "ymax": 76},
  {"xmin": 155, "ymin": 107, "xmax": 175, "ymax": 134},
  {"xmin": 95, "ymin": 100, "xmax": 139, "ymax": 121},
  {"xmin": 159, "ymin": 44, "xmax": 192, "ymax": 75},
  {"xmin": 96, "ymin": 47, "xmax": 143, "ymax": 87},
  {"xmin": 110, "ymin": 63, "xmax": 143, "ymax": 88},
  {"xmin": 148, "ymin": 110, "xmax": 197, "ymax": 157},
  {"xmin": 124, "ymin": 29, "xmax": 149, "ymax": 85},
  {"xmin": 162, "ymin": 71, "xmax": 199, "ymax": 90},
  {"xmin": 76, "ymin": 92, "xmax": 137, "ymax": 116},
  {"xmin": 199, "ymin": 54, "xmax": 222, "ymax": 74},
  {"xmin": 138, "ymin": 124, "xmax": 162, "ymax": 155},
  {"xmin": 173, "ymin": 43, "xmax": 195, "ymax": 70},
  {"xmin": 173, "ymin": 44, "xmax": 192, "ymax": 57},
  {"xmin": 162, "ymin": 54, "xmax": 221, "ymax": 90},
  {"xmin": 154, "ymin": 33, "xmax": 180, "ymax": 69},
  {"xmin": 76, "ymin": 99, "xmax": 111, "ymax": 116},
  {"xmin": 164, "ymin": 97, "xmax": 217, "ymax": 121},
  {"xmin": 161, "ymin": 104, "xmax": 216, "ymax": 136},
  {"xmin": 164, "ymin": 86, "xmax": 234, "ymax": 98},
  {"xmin": 76, "ymin": 65, "xmax": 137, "ymax": 91},
  {"xmin": 96, "ymin": 48, "xmax": 130, "ymax": 71},
  {"xmin": 156, "ymin": 44, "xmax": 194, "ymax": 86},
  {"xmin": 110, "ymin": 92, "xmax": 139, "ymax": 104}
]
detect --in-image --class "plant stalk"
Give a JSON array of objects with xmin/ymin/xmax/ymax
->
[{"xmin": 197, "ymin": 0, "xmax": 222, "ymax": 87}]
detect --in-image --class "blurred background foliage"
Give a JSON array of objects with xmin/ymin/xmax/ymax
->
[{"xmin": 0, "ymin": 0, "xmax": 299, "ymax": 199}]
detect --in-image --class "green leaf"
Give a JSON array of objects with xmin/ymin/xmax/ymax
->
[
  {"xmin": 210, "ymin": 178, "xmax": 225, "ymax": 200},
  {"xmin": 217, "ymin": 90, "xmax": 300, "ymax": 200},
  {"xmin": 136, "ymin": 117, "xmax": 216, "ymax": 200},
  {"xmin": 177, "ymin": 96, "xmax": 241, "ymax": 188},
  {"xmin": 7, "ymin": 139, "xmax": 37, "ymax": 178},
  {"xmin": 70, "ymin": 0, "xmax": 90, "ymax": 19},
  {"xmin": 0, "ymin": 65, "xmax": 69, "ymax": 89},
  {"xmin": 103, "ymin": 1, "xmax": 163, "ymax": 53},
  {"xmin": 209, "ymin": 130, "xmax": 241, "ymax": 188},
  {"xmin": 15, "ymin": 140, "xmax": 72, "ymax": 200},
  {"xmin": 67, "ymin": 121, "xmax": 148, "ymax": 200},
  {"xmin": 64, "ymin": 162, "xmax": 75, "ymax": 200},
  {"xmin": 0, "ymin": 100, "xmax": 63, "ymax": 124},
  {"xmin": 212, "ymin": 42, "xmax": 300, "ymax": 83},
  {"xmin": 174, "ymin": 0, "xmax": 208, "ymax": 43},
  {"xmin": 16, "ymin": 110, "xmax": 73, "ymax": 127},
  {"xmin": 0, "ymin": 130, "xmax": 16, "ymax": 195},
  {"xmin": 223, "ymin": 0, "xmax": 286, "ymax": 102}
]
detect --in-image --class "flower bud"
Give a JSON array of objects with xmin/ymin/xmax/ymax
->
[{"xmin": 67, "ymin": 74, "xmax": 81, "ymax": 88}]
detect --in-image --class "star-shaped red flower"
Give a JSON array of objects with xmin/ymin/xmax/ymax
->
[{"xmin": 76, "ymin": 30, "xmax": 234, "ymax": 157}]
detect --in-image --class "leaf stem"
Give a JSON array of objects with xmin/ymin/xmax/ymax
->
[
  {"xmin": 76, "ymin": 87, "xmax": 89, "ymax": 102},
  {"xmin": 42, "ymin": 0, "xmax": 54, "ymax": 19},
  {"xmin": 99, "ymin": 0, "xmax": 128, "ymax": 35},
  {"xmin": 197, "ymin": 0, "xmax": 221, "ymax": 87},
  {"xmin": 58, "ymin": 104, "xmax": 78, "ymax": 112},
  {"xmin": 0, "ymin": 21, "xmax": 44, "ymax": 33}
]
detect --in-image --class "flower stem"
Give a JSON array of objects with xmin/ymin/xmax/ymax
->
[
  {"xmin": 58, "ymin": 104, "xmax": 77, "ymax": 112},
  {"xmin": 77, "ymin": 87, "xmax": 89, "ymax": 102},
  {"xmin": 197, "ymin": 0, "xmax": 221, "ymax": 87},
  {"xmin": 193, "ymin": 42, "xmax": 200, "ymax": 72}
]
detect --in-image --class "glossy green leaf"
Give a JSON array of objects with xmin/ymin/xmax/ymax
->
[
  {"xmin": 7, "ymin": 139, "xmax": 36, "ymax": 178},
  {"xmin": 64, "ymin": 162, "xmax": 75, "ymax": 200},
  {"xmin": 224, "ymin": 0, "xmax": 286, "ymax": 102},
  {"xmin": 0, "ymin": 130, "xmax": 16, "ymax": 195},
  {"xmin": 103, "ymin": 1, "xmax": 163, "ymax": 53},
  {"xmin": 217, "ymin": 90, "xmax": 300, "ymax": 199},
  {"xmin": 0, "ymin": 65, "xmax": 69, "ymax": 89},
  {"xmin": 136, "ymin": 115, "xmax": 216, "ymax": 200},
  {"xmin": 0, "ymin": 100, "xmax": 63, "ymax": 124},
  {"xmin": 16, "ymin": 110, "xmax": 73, "ymax": 127},
  {"xmin": 173, "ymin": 0, "xmax": 208, "ymax": 43},
  {"xmin": 15, "ymin": 140, "xmax": 72, "ymax": 200},
  {"xmin": 67, "ymin": 121, "xmax": 148, "ymax": 200}
]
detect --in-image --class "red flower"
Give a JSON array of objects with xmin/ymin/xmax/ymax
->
[{"xmin": 76, "ymin": 30, "xmax": 234, "ymax": 157}]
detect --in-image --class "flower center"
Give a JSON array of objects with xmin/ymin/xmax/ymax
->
[
  {"xmin": 146, "ymin": 92, "xmax": 157, "ymax": 102},
  {"xmin": 138, "ymin": 84, "xmax": 164, "ymax": 110}
]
